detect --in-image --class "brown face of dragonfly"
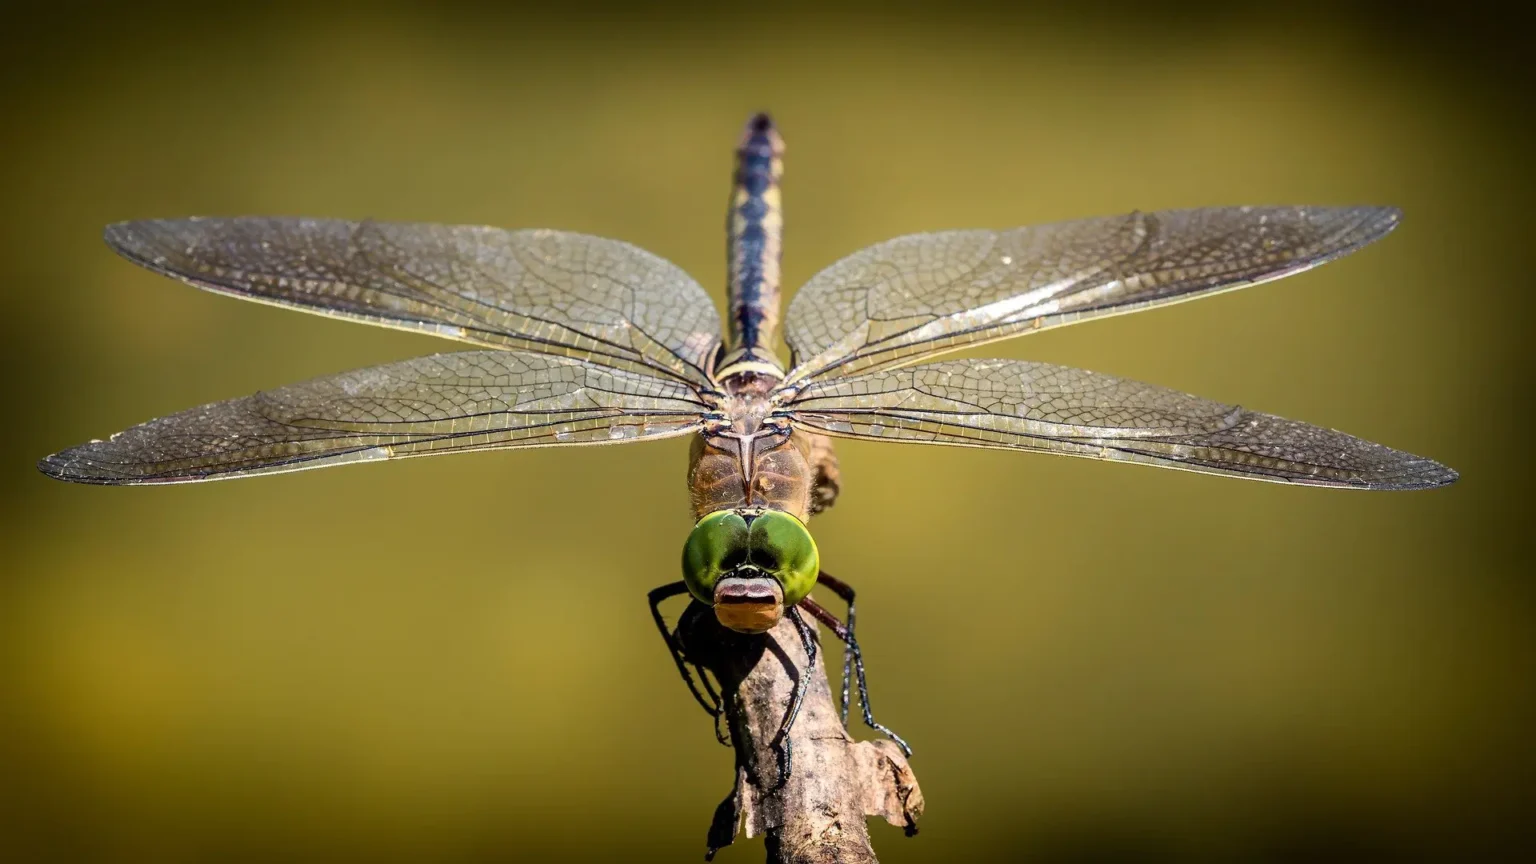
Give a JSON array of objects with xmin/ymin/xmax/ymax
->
[
  {"xmin": 711, "ymin": 573, "xmax": 785, "ymax": 633},
  {"xmin": 681, "ymin": 509, "xmax": 820, "ymax": 634}
]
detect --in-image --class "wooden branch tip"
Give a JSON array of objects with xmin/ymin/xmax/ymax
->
[{"xmin": 681, "ymin": 610, "xmax": 923, "ymax": 863}]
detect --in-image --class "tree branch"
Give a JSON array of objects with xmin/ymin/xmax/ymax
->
[{"xmin": 678, "ymin": 606, "xmax": 923, "ymax": 862}]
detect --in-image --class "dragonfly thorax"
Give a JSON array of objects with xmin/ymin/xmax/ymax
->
[
  {"xmin": 689, "ymin": 396, "xmax": 817, "ymax": 522},
  {"xmin": 703, "ymin": 389, "xmax": 776, "ymax": 435}
]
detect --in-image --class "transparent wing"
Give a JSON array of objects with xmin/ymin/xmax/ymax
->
[
  {"xmin": 783, "ymin": 206, "xmax": 1398, "ymax": 384},
  {"xmin": 787, "ymin": 359, "xmax": 1457, "ymax": 490},
  {"xmin": 106, "ymin": 218, "xmax": 723, "ymax": 387},
  {"xmin": 39, "ymin": 351, "xmax": 707, "ymax": 485}
]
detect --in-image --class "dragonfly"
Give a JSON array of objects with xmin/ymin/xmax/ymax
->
[{"xmin": 39, "ymin": 113, "xmax": 1457, "ymax": 783}]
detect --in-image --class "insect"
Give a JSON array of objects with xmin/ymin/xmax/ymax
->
[{"xmin": 39, "ymin": 113, "xmax": 1457, "ymax": 782}]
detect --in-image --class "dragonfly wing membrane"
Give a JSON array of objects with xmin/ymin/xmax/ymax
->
[
  {"xmin": 106, "ymin": 218, "xmax": 723, "ymax": 386},
  {"xmin": 788, "ymin": 359, "xmax": 1456, "ymax": 490},
  {"xmin": 40, "ymin": 351, "xmax": 706, "ymax": 485},
  {"xmin": 783, "ymin": 206, "xmax": 1398, "ymax": 383}
]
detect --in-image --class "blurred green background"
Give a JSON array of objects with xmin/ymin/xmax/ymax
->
[{"xmin": 1, "ymin": 3, "xmax": 1528, "ymax": 862}]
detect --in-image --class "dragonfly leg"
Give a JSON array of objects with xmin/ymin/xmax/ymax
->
[
  {"xmin": 704, "ymin": 758, "xmax": 744, "ymax": 861},
  {"xmin": 773, "ymin": 605, "xmax": 819, "ymax": 787},
  {"xmin": 815, "ymin": 571, "xmax": 857, "ymax": 724},
  {"xmin": 807, "ymin": 433, "xmax": 841, "ymax": 515},
  {"xmin": 648, "ymin": 581, "xmax": 729, "ymax": 744},
  {"xmin": 799, "ymin": 597, "xmax": 913, "ymax": 757}
]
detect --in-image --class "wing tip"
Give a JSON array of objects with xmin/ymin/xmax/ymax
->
[
  {"xmin": 1404, "ymin": 460, "xmax": 1459, "ymax": 490},
  {"xmin": 102, "ymin": 217, "xmax": 152, "ymax": 239},
  {"xmin": 37, "ymin": 448, "xmax": 129, "ymax": 486},
  {"xmin": 1311, "ymin": 204, "xmax": 1400, "ymax": 248},
  {"xmin": 36, "ymin": 451, "xmax": 67, "ymax": 481},
  {"xmin": 1362, "ymin": 204, "xmax": 1403, "ymax": 237},
  {"xmin": 1365, "ymin": 455, "xmax": 1458, "ymax": 491},
  {"xmin": 39, "ymin": 450, "xmax": 208, "ymax": 487},
  {"xmin": 102, "ymin": 219, "xmax": 130, "ymax": 249},
  {"xmin": 38, "ymin": 441, "xmax": 185, "ymax": 486},
  {"xmin": 102, "ymin": 219, "xmax": 159, "ymax": 261},
  {"xmin": 104, "ymin": 217, "xmax": 206, "ymax": 258}
]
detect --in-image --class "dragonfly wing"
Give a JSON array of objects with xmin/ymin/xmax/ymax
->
[
  {"xmin": 783, "ymin": 206, "xmax": 1398, "ymax": 383},
  {"xmin": 39, "ymin": 351, "xmax": 707, "ymax": 485},
  {"xmin": 787, "ymin": 359, "xmax": 1456, "ymax": 490},
  {"xmin": 105, "ymin": 218, "xmax": 722, "ymax": 387}
]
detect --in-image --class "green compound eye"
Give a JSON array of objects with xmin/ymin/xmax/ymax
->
[
  {"xmin": 747, "ymin": 510, "xmax": 819, "ymax": 606},
  {"xmin": 681, "ymin": 510, "xmax": 750, "ymax": 603}
]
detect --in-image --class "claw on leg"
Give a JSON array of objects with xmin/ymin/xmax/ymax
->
[
  {"xmin": 800, "ymin": 595, "xmax": 913, "ymax": 758},
  {"xmin": 771, "ymin": 606, "xmax": 819, "ymax": 787},
  {"xmin": 648, "ymin": 581, "xmax": 729, "ymax": 741}
]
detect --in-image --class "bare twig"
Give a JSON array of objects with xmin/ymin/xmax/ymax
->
[{"xmin": 678, "ymin": 604, "xmax": 923, "ymax": 863}]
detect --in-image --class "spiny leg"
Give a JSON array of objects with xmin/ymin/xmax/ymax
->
[
  {"xmin": 773, "ymin": 605, "xmax": 819, "ymax": 787},
  {"xmin": 816, "ymin": 570, "xmax": 858, "ymax": 724},
  {"xmin": 800, "ymin": 597, "xmax": 913, "ymax": 757},
  {"xmin": 647, "ymin": 581, "xmax": 728, "ymax": 742},
  {"xmin": 691, "ymin": 649, "xmax": 730, "ymax": 745}
]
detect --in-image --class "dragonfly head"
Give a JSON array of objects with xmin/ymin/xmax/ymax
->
[{"xmin": 681, "ymin": 508, "xmax": 818, "ymax": 634}]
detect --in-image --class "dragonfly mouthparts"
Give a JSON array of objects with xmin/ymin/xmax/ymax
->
[{"xmin": 715, "ymin": 571, "xmax": 781, "ymax": 603}]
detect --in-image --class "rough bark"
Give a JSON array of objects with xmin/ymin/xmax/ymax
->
[{"xmin": 677, "ymin": 605, "xmax": 923, "ymax": 862}]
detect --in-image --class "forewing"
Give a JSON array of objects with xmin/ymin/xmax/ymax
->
[
  {"xmin": 783, "ymin": 206, "xmax": 1398, "ymax": 383},
  {"xmin": 787, "ymin": 359, "xmax": 1456, "ymax": 489},
  {"xmin": 40, "ymin": 351, "xmax": 706, "ymax": 485},
  {"xmin": 106, "ymin": 218, "xmax": 722, "ymax": 387}
]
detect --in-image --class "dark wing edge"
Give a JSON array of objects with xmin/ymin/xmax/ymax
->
[
  {"xmin": 39, "ymin": 350, "xmax": 707, "ymax": 486},
  {"xmin": 786, "ymin": 359, "xmax": 1457, "ymax": 491}
]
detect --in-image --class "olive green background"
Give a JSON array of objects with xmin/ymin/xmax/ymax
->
[{"xmin": 1, "ymin": 3, "xmax": 1528, "ymax": 862}]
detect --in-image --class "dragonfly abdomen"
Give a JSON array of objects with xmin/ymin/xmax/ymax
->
[{"xmin": 720, "ymin": 113, "xmax": 785, "ymax": 375}]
